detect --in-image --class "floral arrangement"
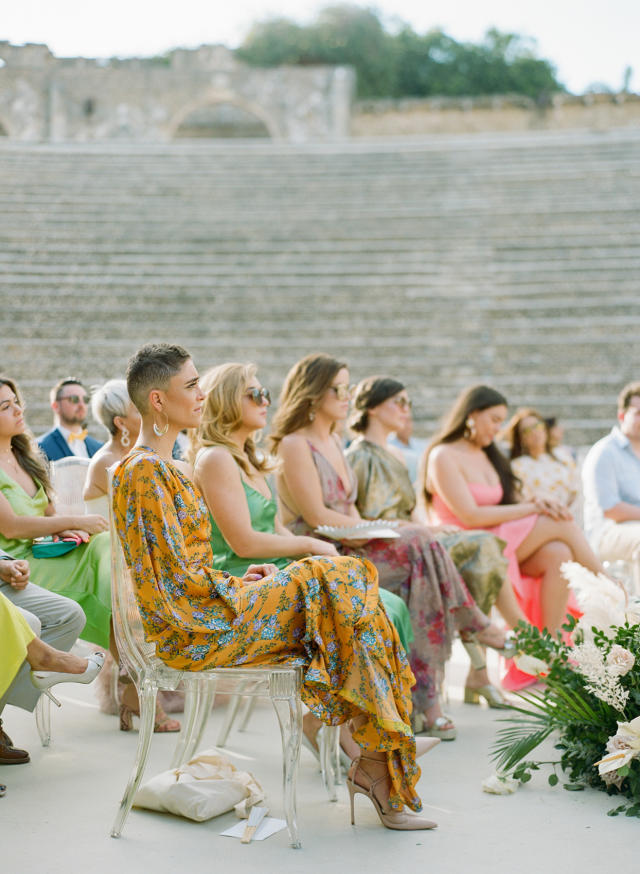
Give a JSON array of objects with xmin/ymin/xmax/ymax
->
[{"xmin": 491, "ymin": 561, "xmax": 640, "ymax": 817}]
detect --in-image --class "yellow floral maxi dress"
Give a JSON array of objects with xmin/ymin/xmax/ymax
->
[{"xmin": 112, "ymin": 448, "xmax": 421, "ymax": 812}]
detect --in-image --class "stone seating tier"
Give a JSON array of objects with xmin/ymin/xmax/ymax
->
[{"xmin": 1, "ymin": 128, "xmax": 639, "ymax": 443}]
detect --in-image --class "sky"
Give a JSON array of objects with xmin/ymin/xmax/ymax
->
[{"xmin": 2, "ymin": 0, "xmax": 638, "ymax": 94}]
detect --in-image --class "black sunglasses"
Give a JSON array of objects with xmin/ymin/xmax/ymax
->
[
  {"xmin": 245, "ymin": 387, "xmax": 271, "ymax": 406},
  {"xmin": 59, "ymin": 394, "xmax": 90, "ymax": 405}
]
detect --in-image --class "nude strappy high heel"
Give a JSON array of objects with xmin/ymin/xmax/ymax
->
[{"xmin": 346, "ymin": 755, "xmax": 437, "ymax": 831}]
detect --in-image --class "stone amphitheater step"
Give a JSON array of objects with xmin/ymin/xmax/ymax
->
[{"xmin": 1, "ymin": 128, "xmax": 639, "ymax": 443}]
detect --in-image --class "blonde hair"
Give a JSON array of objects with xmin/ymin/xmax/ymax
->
[
  {"xmin": 188, "ymin": 362, "xmax": 274, "ymax": 476},
  {"xmin": 269, "ymin": 353, "xmax": 347, "ymax": 454},
  {"xmin": 91, "ymin": 379, "xmax": 130, "ymax": 435}
]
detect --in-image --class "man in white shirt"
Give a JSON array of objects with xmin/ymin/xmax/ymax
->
[
  {"xmin": 582, "ymin": 381, "xmax": 640, "ymax": 562},
  {"xmin": 37, "ymin": 378, "xmax": 103, "ymax": 462}
]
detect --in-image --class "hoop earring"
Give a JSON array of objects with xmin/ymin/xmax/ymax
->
[
  {"xmin": 153, "ymin": 412, "xmax": 169, "ymax": 437},
  {"xmin": 464, "ymin": 417, "xmax": 477, "ymax": 441},
  {"xmin": 120, "ymin": 426, "xmax": 130, "ymax": 448}
]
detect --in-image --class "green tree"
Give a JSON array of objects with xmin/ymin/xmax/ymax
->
[{"xmin": 237, "ymin": 6, "xmax": 564, "ymax": 99}]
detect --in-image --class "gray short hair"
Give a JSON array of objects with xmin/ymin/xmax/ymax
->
[{"xmin": 91, "ymin": 379, "xmax": 130, "ymax": 435}]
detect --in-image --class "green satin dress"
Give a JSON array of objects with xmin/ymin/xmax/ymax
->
[
  {"xmin": 209, "ymin": 480, "xmax": 414, "ymax": 652},
  {"xmin": 0, "ymin": 468, "xmax": 111, "ymax": 648}
]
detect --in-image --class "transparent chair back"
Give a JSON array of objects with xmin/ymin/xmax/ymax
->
[{"xmin": 107, "ymin": 472, "xmax": 323, "ymax": 848}]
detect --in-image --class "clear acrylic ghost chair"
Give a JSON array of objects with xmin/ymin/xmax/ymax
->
[
  {"xmin": 34, "ymin": 456, "xmax": 96, "ymax": 747},
  {"xmin": 218, "ymin": 692, "xmax": 342, "ymax": 790},
  {"xmin": 108, "ymin": 481, "xmax": 337, "ymax": 848}
]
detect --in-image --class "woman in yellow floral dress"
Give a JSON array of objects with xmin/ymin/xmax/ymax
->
[{"xmin": 112, "ymin": 343, "xmax": 435, "ymax": 831}]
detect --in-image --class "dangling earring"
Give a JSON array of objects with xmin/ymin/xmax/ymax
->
[
  {"xmin": 464, "ymin": 417, "xmax": 477, "ymax": 441},
  {"xmin": 153, "ymin": 411, "xmax": 169, "ymax": 437},
  {"xmin": 308, "ymin": 403, "xmax": 315, "ymax": 422},
  {"xmin": 120, "ymin": 426, "xmax": 130, "ymax": 448}
]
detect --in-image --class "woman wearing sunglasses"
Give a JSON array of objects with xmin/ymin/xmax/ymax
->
[
  {"xmin": 189, "ymin": 363, "xmax": 414, "ymax": 654},
  {"xmin": 270, "ymin": 355, "xmax": 511, "ymax": 741},
  {"xmin": 345, "ymin": 376, "xmax": 525, "ymax": 709},
  {"xmin": 501, "ymin": 408, "xmax": 580, "ymax": 513}
]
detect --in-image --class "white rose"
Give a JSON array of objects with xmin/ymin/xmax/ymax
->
[
  {"xmin": 513, "ymin": 653, "xmax": 549, "ymax": 677},
  {"xmin": 606, "ymin": 645, "xmax": 635, "ymax": 676},
  {"xmin": 482, "ymin": 772, "xmax": 519, "ymax": 795}
]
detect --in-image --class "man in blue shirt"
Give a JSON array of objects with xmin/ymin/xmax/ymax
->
[{"xmin": 582, "ymin": 381, "xmax": 640, "ymax": 561}]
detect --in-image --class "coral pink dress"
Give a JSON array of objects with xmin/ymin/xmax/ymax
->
[
  {"xmin": 432, "ymin": 483, "xmax": 538, "ymax": 617},
  {"xmin": 432, "ymin": 483, "xmax": 541, "ymax": 691}
]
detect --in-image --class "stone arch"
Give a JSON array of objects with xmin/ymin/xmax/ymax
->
[{"xmin": 168, "ymin": 91, "xmax": 283, "ymax": 140}]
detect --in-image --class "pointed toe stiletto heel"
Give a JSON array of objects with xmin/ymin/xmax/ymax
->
[
  {"xmin": 463, "ymin": 684, "xmax": 509, "ymax": 708},
  {"xmin": 415, "ymin": 736, "xmax": 441, "ymax": 757},
  {"xmin": 347, "ymin": 756, "xmax": 437, "ymax": 831},
  {"xmin": 31, "ymin": 652, "xmax": 105, "ymax": 707}
]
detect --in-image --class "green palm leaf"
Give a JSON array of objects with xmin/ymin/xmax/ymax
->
[{"xmin": 491, "ymin": 716, "xmax": 553, "ymax": 772}]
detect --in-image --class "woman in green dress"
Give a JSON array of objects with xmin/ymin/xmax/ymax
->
[
  {"xmin": 189, "ymin": 362, "xmax": 416, "ymax": 757},
  {"xmin": 0, "ymin": 376, "xmax": 111, "ymax": 648}
]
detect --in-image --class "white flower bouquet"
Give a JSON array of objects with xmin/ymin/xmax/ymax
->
[{"xmin": 492, "ymin": 562, "xmax": 640, "ymax": 817}]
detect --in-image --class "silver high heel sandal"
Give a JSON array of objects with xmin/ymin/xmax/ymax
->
[
  {"xmin": 347, "ymin": 756, "xmax": 437, "ymax": 831},
  {"xmin": 31, "ymin": 652, "xmax": 105, "ymax": 707}
]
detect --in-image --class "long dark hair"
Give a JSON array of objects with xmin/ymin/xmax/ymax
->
[
  {"xmin": 422, "ymin": 384, "xmax": 518, "ymax": 506},
  {"xmin": 0, "ymin": 376, "xmax": 53, "ymax": 499}
]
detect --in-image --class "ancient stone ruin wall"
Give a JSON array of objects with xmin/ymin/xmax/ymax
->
[
  {"xmin": 353, "ymin": 92, "xmax": 640, "ymax": 137},
  {"xmin": 0, "ymin": 42, "xmax": 354, "ymax": 142}
]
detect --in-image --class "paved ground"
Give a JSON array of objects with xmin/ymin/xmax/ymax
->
[{"xmin": 1, "ymin": 643, "xmax": 637, "ymax": 874}]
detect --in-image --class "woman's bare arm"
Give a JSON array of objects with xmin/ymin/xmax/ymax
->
[{"xmin": 195, "ymin": 447, "xmax": 336, "ymax": 559}]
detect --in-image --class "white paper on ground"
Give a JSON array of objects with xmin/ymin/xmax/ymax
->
[{"xmin": 220, "ymin": 816, "xmax": 287, "ymax": 841}]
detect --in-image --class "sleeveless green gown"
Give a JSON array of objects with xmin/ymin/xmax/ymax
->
[
  {"xmin": 209, "ymin": 481, "xmax": 414, "ymax": 652},
  {"xmin": 0, "ymin": 468, "xmax": 111, "ymax": 649}
]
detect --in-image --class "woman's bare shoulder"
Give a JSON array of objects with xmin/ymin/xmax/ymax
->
[
  {"xmin": 195, "ymin": 444, "xmax": 235, "ymax": 471},
  {"xmin": 279, "ymin": 432, "xmax": 309, "ymax": 453},
  {"xmin": 429, "ymin": 442, "xmax": 461, "ymax": 463}
]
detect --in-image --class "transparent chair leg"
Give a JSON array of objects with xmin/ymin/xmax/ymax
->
[
  {"xmin": 217, "ymin": 681, "xmax": 248, "ymax": 747},
  {"xmin": 317, "ymin": 725, "xmax": 337, "ymax": 801},
  {"xmin": 35, "ymin": 695, "xmax": 52, "ymax": 747},
  {"xmin": 238, "ymin": 696, "xmax": 257, "ymax": 731},
  {"xmin": 272, "ymin": 695, "xmax": 302, "ymax": 849},
  {"xmin": 184, "ymin": 681, "xmax": 216, "ymax": 762},
  {"xmin": 170, "ymin": 682, "xmax": 200, "ymax": 769},
  {"xmin": 111, "ymin": 680, "xmax": 158, "ymax": 838}
]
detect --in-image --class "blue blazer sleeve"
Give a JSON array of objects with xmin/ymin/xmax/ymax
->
[{"xmin": 38, "ymin": 428, "xmax": 71, "ymax": 461}]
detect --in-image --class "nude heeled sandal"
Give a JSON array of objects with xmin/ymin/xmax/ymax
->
[
  {"xmin": 461, "ymin": 640, "xmax": 509, "ymax": 709},
  {"xmin": 347, "ymin": 756, "xmax": 437, "ymax": 831}
]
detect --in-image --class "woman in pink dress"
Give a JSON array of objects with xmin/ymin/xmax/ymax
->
[{"xmin": 421, "ymin": 386, "xmax": 606, "ymax": 687}]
